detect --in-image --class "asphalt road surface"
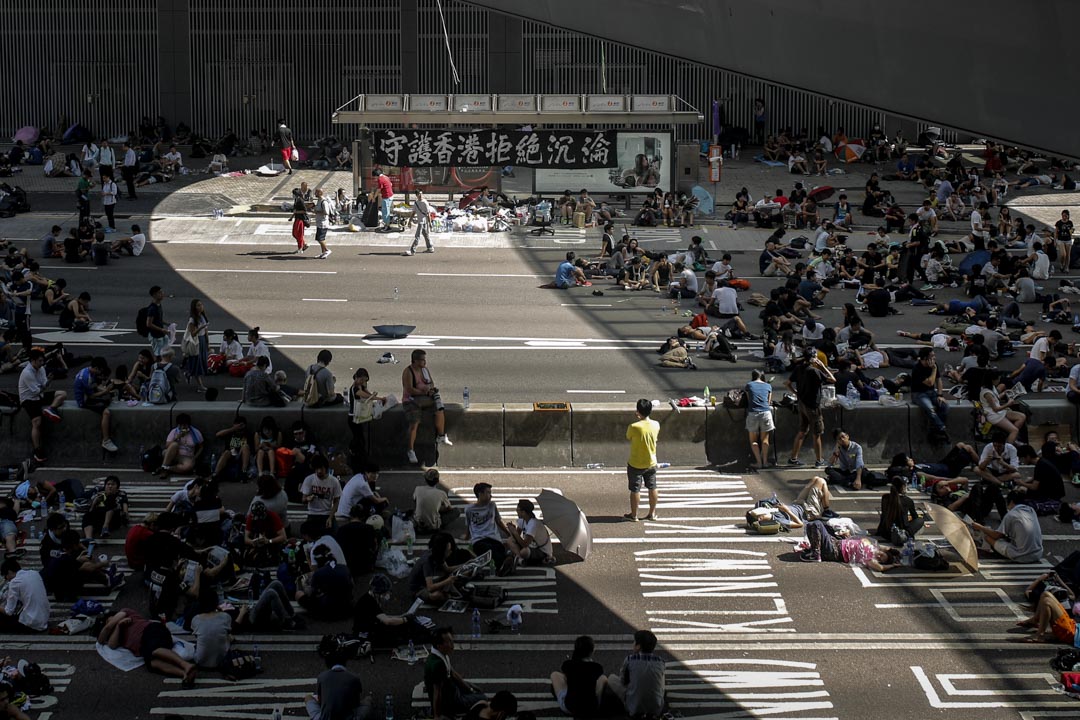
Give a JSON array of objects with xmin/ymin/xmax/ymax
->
[{"xmin": 2, "ymin": 464, "xmax": 1076, "ymax": 720}]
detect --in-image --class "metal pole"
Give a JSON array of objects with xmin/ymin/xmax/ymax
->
[{"xmin": 352, "ymin": 140, "xmax": 360, "ymax": 199}]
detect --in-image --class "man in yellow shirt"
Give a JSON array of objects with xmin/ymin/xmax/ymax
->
[{"xmin": 625, "ymin": 399, "xmax": 660, "ymax": 521}]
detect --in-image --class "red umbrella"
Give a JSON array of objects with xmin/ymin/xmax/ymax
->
[
  {"xmin": 458, "ymin": 188, "xmax": 482, "ymax": 209},
  {"xmin": 808, "ymin": 185, "xmax": 835, "ymax": 203}
]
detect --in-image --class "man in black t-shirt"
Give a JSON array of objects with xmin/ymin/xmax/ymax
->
[
  {"xmin": 785, "ymin": 349, "xmax": 836, "ymax": 468},
  {"xmin": 1016, "ymin": 445, "xmax": 1065, "ymax": 502}
]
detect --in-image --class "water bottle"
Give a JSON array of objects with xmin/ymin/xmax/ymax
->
[
  {"xmin": 384, "ymin": 694, "xmax": 394, "ymax": 720},
  {"xmin": 253, "ymin": 643, "xmax": 262, "ymax": 672},
  {"xmin": 407, "ymin": 639, "xmax": 417, "ymax": 665},
  {"xmin": 138, "ymin": 444, "xmax": 145, "ymax": 462},
  {"xmin": 87, "ymin": 541, "xmax": 95, "ymax": 559},
  {"xmin": 405, "ymin": 527, "xmax": 414, "ymax": 557},
  {"xmin": 272, "ymin": 709, "xmax": 283, "ymax": 720},
  {"xmin": 846, "ymin": 383, "xmax": 860, "ymax": 405},
  {"xmin": 901, "ymin": 537, "xmax": 915, "ymax": 567},
  {"xmin": 703, "ymin": 385, "xmax": 710, "ymax": 402},
  {"xmin": 58, "ymin": 492, "xmax": 66, "ymax": 518},
  {"xmin": 657, "ymin": 462, "xmax": 671, "ymax": 469},
  {"xmin": 471, "ymin": 608, "xmax": 482, "ymax": 639},
  {"xmin": 209, "ymin": 452, "xmax": 217, "ymax": 473},
  {"xmin": 463, "ymin": 387, "xmax": 470, "ymax": 410},
  {"xmin": 508, "ymin": 605, "xmax": 522, "ymax": 634},
  {"xmin": 39, "ymin": 502, "xmax": 47, "ymax": 520},
  {"xmin": 393, "ymin": 287, "xmax": 399, "ymax": 302},
  {"xmin": 585, "ymin": 463, "xmax": 605, "ymax": 470}
]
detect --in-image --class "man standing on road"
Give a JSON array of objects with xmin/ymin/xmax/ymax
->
[
  {"xmin": 911, "ymin": 347, "xmax": 949, "ymax": 442},
  {"xmin": 786, "ymin": 348, "xmax": 835, "ymax": 468},
  {"xmin": 745, "ymin": 370, "xmax": 774, "ymax": 470},
  {"xmin": 312, "ymin": 188, "xmax": 332, "ymax": 259},
  {"xmin": 277, "ymin": 119, "xmax": 295, "ymax": 175},
  {"xmin": 405, "ymin": 189, "xmax": 434, "ymax": 256},
  {"xmin": 76, "ymin": 168, "xmax": 92, "ymax": 223},
  {"xmin": 97, "ymin": 138, "xmax": 115, "ymax": 183},
  {"xmin": 146, "ymin": 286, "xmax": 169, "ymax": 360},
  {"xmin": 120, "ymin": 140, "xmax": 137, "ymax": 200},
  {"xmin": 625, "ymin": 398, "xmax": 660, "ymax": 522},
  {"xmin": 373, "ymin": 169, "xmax": 394, "ymax": 228},
  {"xmin": 19, "ymin": 348, "xmax": 66, "ymax": 465}
]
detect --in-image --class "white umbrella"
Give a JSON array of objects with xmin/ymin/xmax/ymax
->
[{"xmin": 537, "ymin": 489, "xmax": 592, "ymax": 560}]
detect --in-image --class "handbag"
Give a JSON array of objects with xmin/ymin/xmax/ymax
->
[{"xmin": 181, "ymin": 331, "xmax": 199, "ymax": 357}]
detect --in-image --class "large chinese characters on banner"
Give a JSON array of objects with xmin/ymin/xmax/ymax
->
[{"xmin": 372, "ymin": 129, "xmax": 617, "ymax": 169}]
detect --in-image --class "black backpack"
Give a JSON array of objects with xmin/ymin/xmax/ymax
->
[{"xmin": 135, "ymin": 305, "xmax": 150, "ymax": 337}]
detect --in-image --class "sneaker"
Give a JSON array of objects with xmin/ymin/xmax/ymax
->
[
  {"xmin": 41, "ymin": 407, "xmax": 61, "ymax": 423},
  {"xmin": 644, "ymin": 513, "xmax": 659, "ymax": 521},
  {"xmin": 32, "ymin": 452, "xmax": 46, "ymax": 465},
  {"xmin": 376, "ymin": 352, "xmax": 396, "ymax": 364},
  {"xmin": 403, "ymin": 249, "xmax": 414, "ymax": 256},
  {"xmin": 814, "ymin": 459, "xmax": 828, "ymax": 468},
  {"xmin": 316, "ymin": 251, "xmax": 328, "ymax": 259},
  {"xmin": 406, "ymin": 449, "xmax": 418, "ymax": 464},
  {"xmin": 101, "ymin": 439, "xmax": 119, "ymax": 453},
  {"xmin": 799, "ymin": 550, "xmax": 822, "ymax": 563},
  {"xmin": 424, "ymin": 247, "xmax": 435, "ymax": 253},
  {"xmin": 787, "ymin": 458, "xmax": 804, "ymax": 466},
  {"xmin": 919, "ymin": 284, "xmax": 936, "ymax": 292},
  {"xmin": 436, "ymin": 434, "xmax": 453, "ymax": 446}
]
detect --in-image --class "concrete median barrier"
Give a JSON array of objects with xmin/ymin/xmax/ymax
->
[
  {"xmin": 840, "ymin": 402, "xmax": 911, "ymax": 465},
  {"xmin": 437, "ymin": 404, "xmax": 505, "ymax": 467},
  {"xmin": 503, "ymin": 403, "xmax": 571, "ymax": 467}
]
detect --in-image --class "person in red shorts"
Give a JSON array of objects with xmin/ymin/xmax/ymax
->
[{"xmin": 277, "ymin": 119, "xmax": 295, "ymax": 175}]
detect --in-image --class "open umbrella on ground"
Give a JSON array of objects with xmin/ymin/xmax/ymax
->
[
  {"xmin": 12, "ymin": 126, "xmax": 38, "ymax": 144},
  {"xmin": 925, "ymin": 504, "xmax": 979, "ymax": 573},
  {"xmin": 537, "ymin": 489, "xmax": 592, "ymax": 560},
  {"xmin": 834, "ymin": 140, "xmax": 867, "ymax": 163},
  {"xmin": 807, "ymin": 185, "xmax": 835, "ymax": 203}
]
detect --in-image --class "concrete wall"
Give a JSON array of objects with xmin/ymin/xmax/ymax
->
[
  {"xmin": 462, "ymin": 0, "xmax": 1079, "ymax": 158},
  {"xmin": 4, "ymin": 399, "xmax": 1075, "ymax": 470}
]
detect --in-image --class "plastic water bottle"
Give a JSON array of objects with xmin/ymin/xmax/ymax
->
[
  {"xmin": 463, "ymin": 387, "xmax": 470, "ymax": 410},
  {"xmin": 272, "ymin": 709, "xmax": 283, "ymax": 720},
  {"xmin": 58, "ymin": 492, "xmax": 66, "ymax": 518},
  {"xmin": 508, "ymin": 605, "xmax": 522, "ymax": 634},
  {"xmin": 407, "ymin": 639, "xmax": 417, "ymax": 665},
  {"xmin": 471, "ymin": 608, "xmax": 482, "ymax": 639},
  {"xmin": 703, "ymin": 385, "xmax": 710, "ymax": 403},
  {"xmin": 39, "ymin": 502, "xmax": 47, "ymax": 520},
  {"xmin": 393, "ymin": 287, "xmax": 399, "ymax": 302},
  {"xmin": 585, "ymin": 463, "xmax": 605, "ymax": 470},
  {"xmin": 209, "ymin": 452, "xmax": 217, "ymax": 473},
  {"xmin": 657, "ymin": 462, "xmax": 671, "ymax": 469},
  {"xmin": 385, "ymin": 694, "xmax": 394, "ymax": 720},
  {"xmin": 405, "ymin": 526, "xmax": 414, "ymax": 557},
  {"xmin": 253, "ymin": 643, "xmax": 262, "ymax": 671},
  {"xmin": 901, "ymin": 538, "xmax": 915, "ymax": 567}
]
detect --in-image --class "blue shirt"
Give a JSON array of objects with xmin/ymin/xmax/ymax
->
[
  {"xmin": 744, "ymin": 380, "xmax": 772, "ymax": 413},
  {"xmin": 73, "ymin": 367, "xmax": 94, "ymax": 407},
  {"xmin": 554, "ymin": 261, "xmax": 575, "ymax": 287},
  {"xmin": 797, "ymin": 279, "xmax": 822, "ymax": 302}
]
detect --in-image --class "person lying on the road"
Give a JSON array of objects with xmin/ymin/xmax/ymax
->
[
  {"xmin": 97, "ymin": 608, "xmax": 197, "ymax": 687},
  {"xmin": 772, "ymin": 475, "xmax": 833, "ymax": 529},
  {"xmin": 799, "ymin": 520, "xmax": 902, "ymax": 570}
]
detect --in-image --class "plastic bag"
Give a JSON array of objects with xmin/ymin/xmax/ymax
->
[
  {"xmin": 290, "ymin": 148, "xmax": 299, "ymax": 161},
  {"xmin": 390, "ymin": 515, "xmax": 414, "ymax": 544},
  {"xmin": 376, "ymin": 546, "xmax": 410, "ymax": 578}
]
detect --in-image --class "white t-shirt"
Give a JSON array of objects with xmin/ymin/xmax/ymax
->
[
  {"xmin": 4, "ymin": 569, "xmax": 49, "ymax": 631},
  {"xmin": 337, "ymin": 473, "xmax": 375, "ymax": 519},
  {"xmin": 102, "ymin": 179, "xmax": 118, "ymax": 206},
  {"xmin": 246, "ymin": 340, "xmax": 272, "ymax": 373},
  {"xmin": 678, "ymin": 268, "xmax": 699, "ymax": 293},
  {"xmin": 164, "ymin": 150, "xmax": 183, "ymax": 167},
  {"xmin": 515, "ymin": 517, "xmax": 552, "ymax": 557},
  {"xmin": 861, "ymin": 350, "xmax": 885, "ymax": 369},
  {"xmin": 220, "ymin": 339, "xmax": 243, "ymax": 362},
  {"xmin": 802, "ymin": 322, "xmax": 825, "ymax": 341},
  {"xmin": 130, "ymin": 233, "xmax": 146, "ymax": 256},
  {"xmin": 970, "ymin": 210, "xmax": 986, "ymax": 238},
  {"xmin": 979, "ymin": 388, "xmax": 1006, "ymax": 424},
  {"xmin": 930, "ymin": 333, "xmax": 949, "ymax": 349},
  {"xmin": 300, "ymin": 472, "xmax": 342, "ymax": 515},
  {"xmin": 1033, "ymin": 251, "xmax": 1050, "ymax": 280},
  {"xmin": 1030, "ymin": 336, "xmax": 1052, "ymax": 360},
  {"xmin": 710, "ymin": 261, "xmax": 733, "ymax": 280},
  {"xmin": 307, "ymin": 535, "xmax": 347, "ymax": 568},
  {"xmin": 711, "ymin": 286, "xmax": 739, "ymax": 315},
  {"xmin": 916, "ymin": 207, "xmax": 937, "ymax": 224},
  {"xmin": 979, "ymin": 442, "xmax": 1018, "ymax": 473}
]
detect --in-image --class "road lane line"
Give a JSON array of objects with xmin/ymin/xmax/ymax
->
[{"xmin": 174, "ymin": 268, "xmax": 337, "ymax": 274}]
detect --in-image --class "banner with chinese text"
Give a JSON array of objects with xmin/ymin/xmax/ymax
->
[{"xmin": 372, "ymin": 129, "xmax": 617, "ymax": 169}]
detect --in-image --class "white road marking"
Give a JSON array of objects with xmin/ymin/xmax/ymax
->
[
  {"xmin": 416, "ymin": 272, "xmax": 543, "ymax": 278},
  {"xmin": 174, "ymin": 268, "xmax": 337, "ymax": 274},
  {"xmin": 38, "ymin": 265, "xmax": 96, "ymax": 270},
  {"xmin": 566, "ymin": 389, "xmax": 626, "ymax": 394},
  {"xmin": 911, "ymin": 666, "xmax": 1075, "ymax": 709},
  {"xmin": 560, "ymin": 303, "xmax": 612, "ymax": 307},
  {"xmin": 301, "ymin": 298, "xmax": 347, "ymax": 302}
]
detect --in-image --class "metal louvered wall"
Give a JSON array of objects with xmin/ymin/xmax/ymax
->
[
  {"xmin": 0, "ymin": 1, "xmax": 955, "ymax": 145},
  {"xmin": 187, "ymin": 0, "xmax": 402, "ymax": 141},
  {"xmin": 416, "ymin": 0, "xmax": 488, "ymax": 94},
  {"xmin": 0, "ymin": 0, "xmax": 159, "ymax": 140}
]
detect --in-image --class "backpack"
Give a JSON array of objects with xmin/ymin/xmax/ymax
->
[
  {"xmin": 302, "ymin": 369, "xmax": 321, "ymax": 406},
  {"xmin": 141, "ymin": 444, "xmax": 164, "ymax": 472},
  {"xmin": 135, "ymin": 305, "xmax": 150, "ymax": 337},
  {"xmin": 222, "ymin": 648, "xmax": 260, "ymax": 680},
  {"xmin": 13, "ymin": 662, "xmax": 51, "ymax": 696},
  {"xmin": 146, "ymin": 364, "xmax": 173, "ymax": 404},
  {"xmin": 745, "ymin": 507, "xmax": 781, "ymax": 534},
  {"xmin": 722, "ymin": 389, "xmax": 747, "ymax": 408}
]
